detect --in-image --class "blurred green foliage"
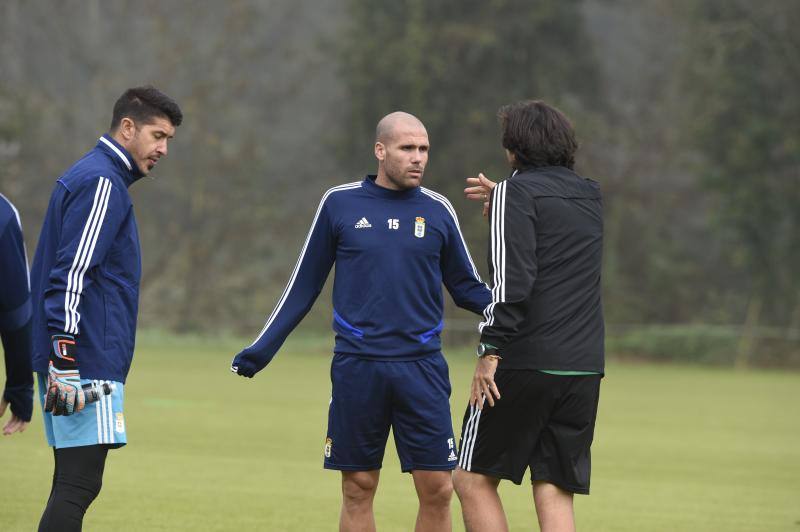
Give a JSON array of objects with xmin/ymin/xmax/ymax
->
[{"xmin": 1, "ymin": 0, "xmax": 798, "ymax": 363}]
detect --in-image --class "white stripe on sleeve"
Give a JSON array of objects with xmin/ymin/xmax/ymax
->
[
  {"xmin": 247, "ymin": 182, "xmax": 362, "ymax": 348},
  {"xmin": 479, "ymin": 180, "xmax": 507, "ymax": 332},
  {"xmin": 64, "ymin": 177, "xmax": 112, "ymax": 334}
]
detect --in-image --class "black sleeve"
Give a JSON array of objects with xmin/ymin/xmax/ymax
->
[{"xmin": 478, "ymin": 179, "xmax": 538, "ymax": 349}]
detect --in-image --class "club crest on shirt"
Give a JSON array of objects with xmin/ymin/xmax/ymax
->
[
  {"xmin": 324, "ymin": 437, "xmax": 333, "ymax": 458},
  {"xmin": 414, "ymin": 217, "xmax": 426, "ymax": 238}
]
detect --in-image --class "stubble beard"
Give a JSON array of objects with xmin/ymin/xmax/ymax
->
[{"xmin": 386, "ymin": 165, "xmax": 423, "ymax": 190}]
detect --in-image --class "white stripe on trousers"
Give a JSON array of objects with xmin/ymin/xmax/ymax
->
[
  {"xmin": 94, "ymin": 380, "xmax": 102, "ymax": 443},
  {"xmin": 105, "ymin": 384, "xmax": 115, "ymax": 444},
  {"xmin": 64, "ymin": 177, "xmax": 112, "ymax": 334},
  {"xmin": 100, "ymin": 381, "xmax": 108, "ymax": 443},
  {"xmin": 458, "ymin": 401, "xmax": 483, "ymax": 471},
  {"xmin": 95, "ymin": 380, "xmax": 115, "ymax": 444}
]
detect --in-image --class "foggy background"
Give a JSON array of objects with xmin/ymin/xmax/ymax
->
[{"xmin": 2, "ymin": 0, "xmax": 798, "ymax": 367}]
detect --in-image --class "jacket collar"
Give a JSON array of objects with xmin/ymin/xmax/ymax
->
[
  {"xmin": 363, "ymin": 174, "xmax": 421, "ymax": 200},
  {"xmin": 97, "ymin": 134, "xmax": 144, "ymax": 187}
]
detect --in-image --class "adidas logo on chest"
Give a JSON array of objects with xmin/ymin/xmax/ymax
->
[{"xmin": 354, "ymin": 217, "xmax": 372, "ymax": 229}]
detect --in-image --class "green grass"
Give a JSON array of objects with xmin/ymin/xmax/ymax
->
[{"xmin": 2, "ymin": 331, "xmax": 799, "ymax": 531}]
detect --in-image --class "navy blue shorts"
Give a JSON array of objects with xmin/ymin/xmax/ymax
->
[{"xmin": 324, "ymin": 352, "xmax": 458, "ymax": 472}]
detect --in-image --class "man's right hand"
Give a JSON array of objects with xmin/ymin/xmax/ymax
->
[
  {"xmin": 464, "ymin": 173, "xmax": 497, "ymax": 218},
  {"xmin": 230, "ymin": 350, "xmax": 266, "ymax": 378},
  {"xmin": 470, "ymin": 355, "xmax": 501, "ymax": 410},
  {"xmin": 45, "ymin": 334, "xmax": 85, "ymax": 416}
]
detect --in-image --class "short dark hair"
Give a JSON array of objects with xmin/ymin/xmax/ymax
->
[
  {"xmin": 498, "ymin": 100, "xmax": 577, "ymax": 170},
  {"xmin": 110, "ymin": 86, "xmax": 183, "ymax": 131}
]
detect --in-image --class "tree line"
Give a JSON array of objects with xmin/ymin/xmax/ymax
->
[{"xmin": 1, "ymin": 0, "xmax": 797, "ymax": 365}]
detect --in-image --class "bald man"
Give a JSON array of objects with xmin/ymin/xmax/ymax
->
[{"xmin": 232, "ymin": 112, "xmax": 491, "ymax": 531}]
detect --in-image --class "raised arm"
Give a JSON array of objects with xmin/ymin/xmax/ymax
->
[
  {"xmin": 478, "ymin": 178, "xmax": 538, "ymax": 349},
  {"xmin": 434, "ymin": 194, "xmax": 491, "ymax": 315}
]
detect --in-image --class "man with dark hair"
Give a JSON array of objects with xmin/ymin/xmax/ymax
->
[
  {"xmin": 29, "ymin": 86, "xmax": 182, "ymax": 531},
  {"xmin": 232, "ymin": 112, "xmax": 491, "ymax": 531},
  {"xmin": 453, "ymin": 100, "xmax": 604, "ymax": 532},
  {"xmin": 0, "ymin": 192, "xmax": 33, "ymax": 436}
]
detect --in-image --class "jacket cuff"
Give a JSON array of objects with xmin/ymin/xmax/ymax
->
[
  {"xmin": 3, "ymin": 384, "xmax": 33, "ymax": 422},
  {"xmin": 49, "ymin": 332, "xmax": 79, "ymax": 370},
  {"xmin": 479, "ymin": 333, "xmax": 505, "ymax": 352}
]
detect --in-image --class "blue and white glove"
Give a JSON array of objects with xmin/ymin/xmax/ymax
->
[{"xmin": 45, "ymin": 334, "xmax": 85, "ymax": 416}]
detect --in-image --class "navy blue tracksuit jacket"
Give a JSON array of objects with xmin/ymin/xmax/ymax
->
[
  {"xmin": 233, "ymin": 175, "xmax": 491, "ymax": 375},
  {"xmin": 30, "ymin": 135, "xmax": 144, "ymax": 383},
  {"xmin": 0, "ymin": 193, "xmax": 34, "ymax": 420}
]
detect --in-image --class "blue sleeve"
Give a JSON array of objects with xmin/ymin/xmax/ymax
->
[
  {"xmin": 232, "ymin": 195, "xmax": 337, "ymax": 377},
  {"xmin": 44, "ymin": 176, "xmax": 126, "ymax": 338},
  {"xmin": 0, "ymin": 208, "xmax": 31, "ymax": 332},
  {"xmin": 2, "ymin": 321, "xmax": 33, "ymax": 421},
  {"xmin": 0, "ymin": 201, "xmax": 34, "ymax": 421},
  {"xmin": 439, "ymin": 202, "xmax": 492, "ymax": 316}
]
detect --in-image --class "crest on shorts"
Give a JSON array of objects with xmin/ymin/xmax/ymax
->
[
  {"xmin": 324, "ymin": 437, "xmax": 333, "ymax": 458},
  {"xmin": 115, "ymin": 412, "xmax": 125, "ymax": 433},
  {"xmin": 414, "ymin": 217, "xmax": 426, "ymax": 238}
]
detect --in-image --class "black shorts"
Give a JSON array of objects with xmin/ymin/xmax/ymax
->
[{"xmin": 457, "ymin": 370, "xmax": 601, "ymax": 493}]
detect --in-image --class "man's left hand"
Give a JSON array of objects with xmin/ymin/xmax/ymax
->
[{"xmin": 464, "ymin": 173, "xmax": 497, "ymax": 218}]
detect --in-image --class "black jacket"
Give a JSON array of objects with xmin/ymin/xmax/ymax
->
[{"xmin": 479, "ymin": 166, "xmax": 604, "ymax": 372}]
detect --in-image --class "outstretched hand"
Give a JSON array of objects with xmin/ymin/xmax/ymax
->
[
  {"xmin": 230, "ymin": 352, "xmax": 260, "ymax": 378},
  {"xmin": 464, "ymin": 173, "xmax": 497, "ymax": 218},
  {"xmin": 0, "ymin": 397, "xmax": 29, "ymax": 436}
]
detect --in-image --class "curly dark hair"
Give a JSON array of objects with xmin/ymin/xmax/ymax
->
[
  {"xmin": 498, "ymin": 100, "xmax": 577, "ymax": 170},
  {"xmin": 110, "ymin": 86, "xmax": 183, "ymax": 131}
]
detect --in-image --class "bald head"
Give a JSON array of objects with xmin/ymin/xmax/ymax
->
[
  {"xmin": 373, "ymin": 111, "xmax": 429, "ymax": 191},
  {"xmin": 376, "ymin": 111, "xmax": 427, "ymax": 144}
]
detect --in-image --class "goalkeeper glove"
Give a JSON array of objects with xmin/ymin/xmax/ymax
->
[{"xmin": 45, "ymin": 334, "xmax": 85, "ymax": 416}]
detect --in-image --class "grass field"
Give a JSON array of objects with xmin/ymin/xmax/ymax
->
[{"xmin": 2, "ymin": 331, "xmax": 799, "ymax": 531}]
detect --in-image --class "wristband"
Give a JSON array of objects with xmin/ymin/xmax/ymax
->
[{"xmin": 50, "ymin": 334, "xmax": 78, "ymax": 370}]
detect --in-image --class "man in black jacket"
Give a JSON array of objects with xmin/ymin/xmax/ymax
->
[{"xmin": 453, "ymin": 100, "xmax": 604, "ymax": 532}]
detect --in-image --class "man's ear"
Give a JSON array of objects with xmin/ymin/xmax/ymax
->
[
  {"xmin": 505, "ymin": 148, "xmax": 517, "ymax": 166},
  {"xmin": 375, "ymin": 142, "xmax": 386, "ymax": 162},
  {"xmin": 119, "ymin": 117, "xmax": 136, "ymax": 141}
]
